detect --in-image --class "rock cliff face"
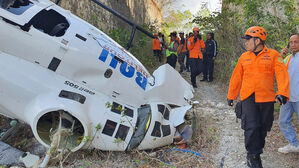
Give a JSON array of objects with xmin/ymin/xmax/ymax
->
[{"xmin": 52, "ymin": 0, "xmax": 164, "ymax": 33}]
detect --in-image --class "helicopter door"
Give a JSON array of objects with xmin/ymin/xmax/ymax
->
[
  {"xmin": 0, "ymin": 0, "xmax": 47, "ymax": 63},
  {"xmin": 24, "ymin": 7, "xmax": 71, "ymax": 70}
]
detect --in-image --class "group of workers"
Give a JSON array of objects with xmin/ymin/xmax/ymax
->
[
  {"xmin": 227, "ymin": 26, "xmax": 299, "ymax": 168},
  {"xmin": 152, "ymin": 28, "xmax": 218, "ymax": 88},
  {"xmin": 153, "ymin": 26, "xmax": 299, "ymax": 168}
]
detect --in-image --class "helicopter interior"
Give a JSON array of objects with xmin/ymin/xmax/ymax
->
[{"xmin": 0, "ymin": 0, "xmax": 70, "ymax": 37}]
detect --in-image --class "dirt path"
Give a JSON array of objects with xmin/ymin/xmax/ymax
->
[{"xmin": 180, "ymin": 71, "xmax": 299, "ymax": 168}]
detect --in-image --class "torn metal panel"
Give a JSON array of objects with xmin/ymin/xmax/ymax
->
[
  {"xmin": 170, "ymin": 105, "xmax": 192, "ymax": 127},
  {"xmin": 146, "ymin": 64, "xmax": 194, "ymax": 106}
]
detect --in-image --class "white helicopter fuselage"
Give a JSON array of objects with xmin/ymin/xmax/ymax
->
[{"xmin": 0, "ymin": 0, "xmax": 194, "ymax": 151}]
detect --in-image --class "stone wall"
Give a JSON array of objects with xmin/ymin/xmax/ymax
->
[{"xmin": 52, "ymin": 0, "xmax": 164, "ymax": 33}]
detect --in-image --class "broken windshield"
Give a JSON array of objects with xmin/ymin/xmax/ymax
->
[
  {"xmin": 0, "ymin": 0, "xmax": 33, "ymax": 15},
  {"xmin": 126, "ymin": 105, "xmax": 151, "ymax": 151}
]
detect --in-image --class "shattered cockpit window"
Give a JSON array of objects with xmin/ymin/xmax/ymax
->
[
  {"xmin": 0, "ymin": 0, "xmax": 33, "ymax": 15},
  {"xmin": 126, "ymin": 105, "xmax": 151, "ymax": 151},
  {"xmin": 24, "ymin": 9, "xmax": 70, "ymax": 37}
]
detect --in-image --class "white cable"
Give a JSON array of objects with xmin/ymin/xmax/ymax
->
[{"xmin": 39, "ymin": 154, "xmax": 50, "ymax": 168}]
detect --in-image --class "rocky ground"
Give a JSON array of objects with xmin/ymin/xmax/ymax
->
[{"xmin": 0, "ymin": 70, "xmax": 298, "ymax": 168}]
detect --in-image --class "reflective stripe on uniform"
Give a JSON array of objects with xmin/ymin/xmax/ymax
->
[
  {"xmin": 166, "ymin": 41, "xmax": 177, "ymax": 57},
  {"xmin": 284, "ymin": 54, "xmax": 291, "ymax": 69}
]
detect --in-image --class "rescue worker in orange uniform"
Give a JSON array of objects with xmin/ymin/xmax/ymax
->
[
  {"xmin": 187, "ymin": 27, "xmax": 205, "ymax": 88},
  {"xmin": 227, "ymin": 26, "xmax": 290, "ymax": 168},
  {"xmin": 152, "ymin": 33, "xmax": 162, "ymax": 62},
  {"xmin": 185, "ymin": 32, "xmax": 194, "ymax": 72},
  {"xmin": 173, "ymin": 31, "xmax": 180, "ymax": 42},
  {"xmin": 178, "ymin": 32, "xmax": 188, "ymax": 73}
]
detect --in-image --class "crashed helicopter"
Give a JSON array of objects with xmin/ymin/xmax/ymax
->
[{"xmin": 0, "ymin": 0, "xmax": 195, "ymax": 152}]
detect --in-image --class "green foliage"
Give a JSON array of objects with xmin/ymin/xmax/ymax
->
[
  {"xmin": 79, "ymin": 161, "xmax": 90, "ymax": 168},
  {"xmin": 108, "ymin": 24, "xmax": 163, "ymax": 72},
  {"xmin": 89, "ymin": 14, "xmax": 98, "ymax": 26},
  {"xmin": 162, "ymin": 10, "xmax": 193, "ymax": 39},
  {"xmin": 105, "ymin": 102, "xmax": 112, "ymax": 108},
  {"xmin": 95, "ymin": 123, "xmax": 102, "ymax": 130},
  {"xmin": 83, "ymin": 136, "xmax": 90, "ymax": 143},
  {"xmin": 274, "ymin": 103, "xmax": 281, "ymax": 112},
  {"xmin": 113, "ymin": 137, "xmax": 123, "ymax": 143},
  {"xmin": 108, "ymin": 28, "xmax": 131, "ymax": 48},
  {"xmin": 50, "ymin": 146, "xmax": 56, "ymax": 155},
  {"xmin": 84, "ymin": 161, "xmax": 90, "ymax": 166},
  {"xmin": 117, "ymin": 105, "xmax": 124, "ymax": 112}
]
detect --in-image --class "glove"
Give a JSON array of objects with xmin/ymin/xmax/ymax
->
[
  {"xmin": 193, "ymin": 37, "xmax": 197, "ymax": 43},
  {"xmin": 276, "ymin": 95, "xmax": 287, "ymax": 105},
  {"xmin": 227, "ymin": 99, "xmax": 233, "ymax": 106}
]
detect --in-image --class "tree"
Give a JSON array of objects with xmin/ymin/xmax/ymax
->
[{"xmin": 162, "ymin": 10, "xmax": 193, "ymax": 39}]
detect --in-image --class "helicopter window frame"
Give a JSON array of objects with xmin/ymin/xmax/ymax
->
[
  {"xmin": 110, "ymin": 102, "xmax": 134, "ymax": 118},
  {"xmin": 157, "ymin": 104, "xmax": 165, "ymax": 115},
  {"xmin": 111, "ymin": 102, "xmax": 122, "ymax": 114},
  {"xmin": 126, "ymin": 105, "xmax": 151, "ymax": 151},
  {"xmin": 102, "ymin": 120, "xmax": 117, "ymax": 137},
  {"xmin": 157, "ymin": 104, "xmax": 170, "ymax": 120},
  {"xmin": 124, "ymin": 107, "xmax": 134, "ymax": 118},
  {"xmin": 22, "ymin": 8, "xmax": 70, "ymax": 37},
  {"xmin": 151, "ymin": 121, "xmax": 161, "ymax": 137},
  {"xmin": 115, "ymin": 124, "xmax": 130, "ymax": 141},
  {"xmin": 0, "ymin": 0, "xmax": 34, "ymax": 15},
  {"xmin": 161, "ymin": 124, "xmax": 171, "ymax": 137}
]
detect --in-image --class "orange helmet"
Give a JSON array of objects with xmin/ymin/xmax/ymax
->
[
  {"xmin": 244, "ymin": 26, "xmax": 267, "ymax": 41},
  {"xmin": 154, "ymin": 33, "xmax": 158, "ymax": 36},
  {"xmin": 193, "ymin": 27, "xmax": 199, "ymax": 32}
]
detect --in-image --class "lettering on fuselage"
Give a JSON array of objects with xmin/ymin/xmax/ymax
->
[
  {"xmin": 64, "ymin": 81, "xmax": 95, "ymax": 95},
  {"xmin": 98, "ymin": 49, "xmax": 147, "ymax": 91}
]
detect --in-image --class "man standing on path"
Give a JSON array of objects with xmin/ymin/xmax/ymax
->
[
  {"xmin": 178, "ymin": 32, "xmax": 187, "ymax": 73},
  {"xmin": 227, "ymin": 26, "xmax": 290, "ymax": 168},
  {"xmin": 185, "ymin": 32, "xmax": 193, "ymax": 72},
  {"xmin": 278, "ymin": 33, "xmax": 299, "ymax": 154},
  {"xmin": 165, "ymin": 33, "xmax": 179, "ymax": 69},
  {"xmin": 201, "ymin": 32, "xmax": 217, "ymax": 82},
  {"xmin": 158, "ymin": 32, "xmax": 165, "ymax": 58},
  {"xmin": 187, "ymin": 27, "xmax": 205, "ymax": 88},
  {"xmin": 152, "ymin": 33, "xmax": 162, "ymax": 62}
]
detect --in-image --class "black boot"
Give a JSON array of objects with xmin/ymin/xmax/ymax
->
[
  {"xmin": 200, "ymin": 78, "xmax": 207, "ymax": 82},
  {"xmin": 247, "ymin": 154, "xmax": 263, "ymax": 168},
  {"xmin": 192, "ymin": 83, "xmax": 197, "ymax": 88}
]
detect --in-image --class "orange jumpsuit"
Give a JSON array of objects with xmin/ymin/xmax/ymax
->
[
  {"xmin": 152, "ymin": 38, "xmax": 161, "ymax": 50},
  {"xmin": 178, "ymin": 38, "xmax": 187, "ymax": 54},
  {"xmin": 187, "ymin": 37, "xmax": 205, "ymax": 59},
  {"xmin": 227, "ymin": 46, "xmax": 289, "ymax": 102},
  {"xmin": 187, "ymin": 36, "xmax": 206, "ymax": 86}
]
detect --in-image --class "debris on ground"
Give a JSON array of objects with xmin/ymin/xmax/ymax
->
[{"xmin": 0, "ymin": 141, "xmax": 25, "ymax": 167}]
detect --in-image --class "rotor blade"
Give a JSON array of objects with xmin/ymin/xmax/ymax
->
[{"xmin": 90, "ymin": 0, "xmax": 155, "ymax": 39}]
